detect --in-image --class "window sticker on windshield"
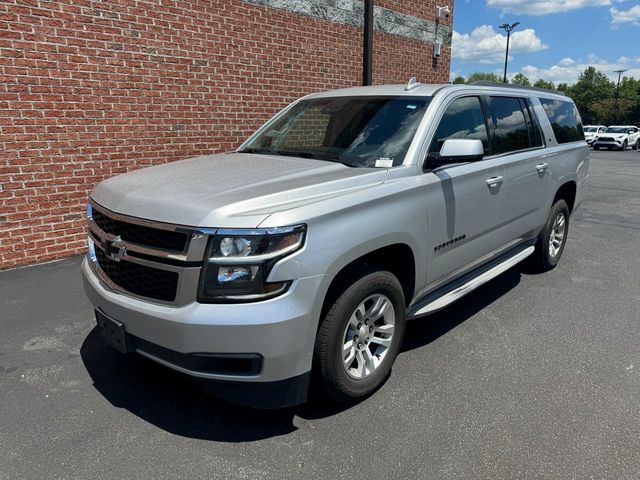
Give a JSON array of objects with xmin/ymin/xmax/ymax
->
[
  {"xmin": 375, "ymin": 158, "xmax": 394, "ymax": 168},
  {"xmin": 406, "ymin": 105, "xmax": 418, "ymax": 110}
]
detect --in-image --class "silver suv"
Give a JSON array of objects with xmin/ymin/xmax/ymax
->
[{"xmin": 82, "ymin": 80, "xmax": 589, "ymax": 408}]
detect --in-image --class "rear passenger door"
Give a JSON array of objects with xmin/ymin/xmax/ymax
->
[
  {"xmin": 423, "ymin": 95, "xmax": 506, "ymax": 287},
  {"xmin": 486, "ymin": 96, "xmax": 550, "ymax": 252}
]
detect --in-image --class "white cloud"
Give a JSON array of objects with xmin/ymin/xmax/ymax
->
[
  {"xmin": 610, "ymin": 4, "xmax": 640, "ymax": 26},
  {"xmin": 518, "ymin": 55, "xmax": 640, "ymax": 84},
  {"xmin": 487, "ymin": 0, "xmax": 623, "ymax": 15},
  {"xmin": 452, "ymin": 25, "xmax": 548, "ymax": 64}
]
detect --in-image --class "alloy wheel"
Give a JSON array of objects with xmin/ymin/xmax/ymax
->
[
  {"xmin": 548, "ymin": 212, "xmax": 566, "ymax": 258},
  {"xmin": 341, "ymin": 294, "xmax": 395, "ymax": 380}
]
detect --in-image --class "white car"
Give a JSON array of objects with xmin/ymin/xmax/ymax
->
[
  {"xmin": 583, "ymin": 125, "xmax": 607, "ymax": 145},
  {"xmin": 592, "ymin": 125, "xmax": 640, "ymax": 151}
]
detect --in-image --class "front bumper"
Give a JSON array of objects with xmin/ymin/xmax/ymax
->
[
  {"xmin": 593, "ymin": 139, "xmax": 624, "ymax": 148},
  {"xmin": 82, "ymin": 257, "xmax": 330, "ymax": 407}
]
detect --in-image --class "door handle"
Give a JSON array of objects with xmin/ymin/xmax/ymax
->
[
  {"xmin": 536, "ymin": 163, "xmax": 549, "ymax": 173},
  {"xmin": 486, "ymin": 176, "xmax": 504, "ymax": 188}
]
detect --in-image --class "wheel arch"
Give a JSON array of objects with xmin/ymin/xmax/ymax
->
[
  {"xmin": 321, "ymin": 243, "xmax": 417, "ymax": 320},
  {"xmin": 553, "ymin": 180, "xmax": 577, "ymax": 213}
]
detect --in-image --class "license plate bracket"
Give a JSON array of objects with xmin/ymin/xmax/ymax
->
[{"xmin": 96, "ymin": 310, "xmax": 133, "ymax": 353}]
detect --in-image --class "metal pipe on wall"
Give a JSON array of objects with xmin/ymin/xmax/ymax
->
[{"xmin": 363, "ymin": 0, "xmax": 373, "ymax": 86}]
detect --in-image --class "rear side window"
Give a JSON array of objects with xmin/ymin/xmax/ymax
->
[
  {"xmin": 539, "ymin": 98, "xmax": 584, "ymax": 144},
  {"xmin": 486, "ymin": 96, "xmax": 539, "ymax": 154}
]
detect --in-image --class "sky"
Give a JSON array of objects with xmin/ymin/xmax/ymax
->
[{"xmin": 451, "ymin": 0, "xmax": 640, "ymax": 85}]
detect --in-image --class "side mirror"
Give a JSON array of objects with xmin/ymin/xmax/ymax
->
[{"xmin": 425, "ymin": 139, "xmax": 484, "ymax": 169}]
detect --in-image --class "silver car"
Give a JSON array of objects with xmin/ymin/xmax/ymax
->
[{"xmin": 82, "ymin": 80, "xmax": 589, "ymax": 408}]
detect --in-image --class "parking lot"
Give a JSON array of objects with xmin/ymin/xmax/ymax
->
[{"xmin": 1, "ymin": 149, "xmax": 639, "ymax": 479}]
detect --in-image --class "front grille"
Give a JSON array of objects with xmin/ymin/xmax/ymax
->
[
  {"xmin": 95, "ymin": 248, "xmax": 178, "ymax": 302},
  {"xmin": 598, "ymin": 137, "xmax": 614, "ymax": 142},
  {"xmin": 92, "ymin": 207, "xmax": 188, "ymax": 252}
]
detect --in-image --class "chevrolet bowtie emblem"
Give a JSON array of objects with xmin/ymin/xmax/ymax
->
[{"xmin": 104, "ymin": 235, "xmax": 127, "ymax": 262}]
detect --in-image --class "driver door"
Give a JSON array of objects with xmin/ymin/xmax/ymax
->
[{"xmin": 423, "ymin": 95, "xmax": 506, "ymax": 288}]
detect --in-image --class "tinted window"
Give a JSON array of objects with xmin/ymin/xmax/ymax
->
[
  {"xmin": 520, "ymin": 98, "xmax": 544, "ymax": 148},
  {"xmin": 486, "ymin": 97, "xmax": 531, "ymax": 154},
  {"xmin": 539, "ymin": 98, "xmax": 584, "ymax": 144},
  {"xmin": 429, "ymin": 96, "xmax": 489, "ymax": 155}
]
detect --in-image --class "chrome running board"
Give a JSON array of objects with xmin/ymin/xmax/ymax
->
[{"xmin": 409, "ymin": 246, "xmax": 535, "ymax": 318}]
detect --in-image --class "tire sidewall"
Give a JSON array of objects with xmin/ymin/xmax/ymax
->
[{"xmin": 319, "ymin": 271, "xmax": 406, "ymax": 400}]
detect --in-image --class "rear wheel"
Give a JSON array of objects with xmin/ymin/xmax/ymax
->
[
  {"xmin": 529, "ymin": 199, "xmax": 570, "ymax": 272},
  {"xmin": 314, "ymin": 270, "xmax": 406, "ymax": 403}
]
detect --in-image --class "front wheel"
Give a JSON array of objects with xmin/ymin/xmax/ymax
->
[
  {"xmin": 621, "ymin": 140, "xmax": 627, "ymax": 151},
  {"xmin": 528, "ymin": 199, "xmax": 570, "ymax": 272},
  {"xmin": 314, "ymin": 270, "xmax": 406, "ymax": 403}
]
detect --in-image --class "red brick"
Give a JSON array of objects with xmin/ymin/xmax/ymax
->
[{"xmin": 0, "ymin": 0, "xmax": 450, "ymax": 269}]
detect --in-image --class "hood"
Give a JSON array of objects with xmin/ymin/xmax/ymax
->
[{"xmin": 91, "ymin": 153, "xmax": 388, "ymax": 227}]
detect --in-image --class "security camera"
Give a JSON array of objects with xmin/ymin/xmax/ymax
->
[
  {"xmin": 436, "ymin": 5, "xmax": 451, "ymax": 19},
  {"xmin": 434, "ymin": 42, "xmax": 442, "ymax": 58}
]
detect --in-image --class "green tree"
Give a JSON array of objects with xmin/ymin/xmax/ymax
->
[
  {"xmin": 570, "ymin": 66, "xmax": 615, "ymax": 124},
  {"xmin": 591, "ymin": 98, "xmax": 634, "ymax": 125},
  {"xmin": 511, "ymin": 73, "xmax": 531, "ymax": 86},
  {"xmin": 556, "ymin": 82, "xmax": 570, "ymax": 93},
  {"xmin": 533, "ymin": 79, "xmax": 555, "ymax": 90},
  {"xmin": 466, "ymin": 72, "xmax": 502, "ymax": 84},
  {"xmin": 452, "ymin": 75, "xmax": 466, "ymax": 84},
  {"xmin": 618, "ymin": 77, "xmax": 640, "ymax": 104}
]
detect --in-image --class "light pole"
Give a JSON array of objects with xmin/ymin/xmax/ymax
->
[
  {"xmin": 499, "ymin": 22, "xmax": 520, "ymax": 83},
  {"xmin": 613, "ymin": 69, "xmax": 627, "ymax": 124}
]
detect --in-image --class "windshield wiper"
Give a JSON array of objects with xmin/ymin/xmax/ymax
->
[
  {"xmin": 240, "ymin": 148, "xmax": 343, "ymax": 163},
  {"xmin": 274, "ymin": 150, "xmax": 342, "ymax": 162},
  {"xmin": 239, "ymin": 147, "xmax": 276, "ymax": 154}
]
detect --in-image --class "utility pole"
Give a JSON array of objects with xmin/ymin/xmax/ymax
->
[
  {"xmin": 499, "ymin": 22, "xmax": 520, "ymax": 83},
  {"xmin": 613, "ymin": 69, "xmax": 627, "ymax": 124}
]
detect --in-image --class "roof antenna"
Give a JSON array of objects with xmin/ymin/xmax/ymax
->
[{"xmin": 405, "ymin": 77, "xmax": 421, "ymax": 91}]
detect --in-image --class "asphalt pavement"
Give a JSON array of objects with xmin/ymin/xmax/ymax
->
[{"xmin": 1, "ymin": 149, "xmax": 640, "ymax": 479}]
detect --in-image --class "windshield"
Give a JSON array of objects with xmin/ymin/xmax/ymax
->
[
  {"xmin": 241, "ymin": 96, "xmax": 431, "ymax": 168},
  {"xmin": 583, "ymin": 127, "xmax": 597, "ymax": 132},
  {"xmin": 605, "ymin": 127, "xmax": 627, "ymax": 133}
]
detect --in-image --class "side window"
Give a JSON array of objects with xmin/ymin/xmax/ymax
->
[
  {"xmin": 429, "ymin": 96, "xmax": 489, "ymax": 155},
  {"xmin": 486, "ymin": 96, "xmax": 531, "ymax": 154},
  {"xmin": 520, "ymin": 98, "xmax": 544, "ymax": 148},
  {"xmin": 539, "ymin": 98, "xmax": 584, "ymax": 144}
]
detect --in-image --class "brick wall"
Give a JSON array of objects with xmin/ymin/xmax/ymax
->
[{"xmin": 0, "ymin": 0, "xmax": 452, "ymax": 269}]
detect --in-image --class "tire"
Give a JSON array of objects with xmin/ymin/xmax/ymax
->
[
  {"xmin": 621, "ymin": 140, "xmax": 627, "ymax": 151},
  {"xmin": 529, "ymin": 199, "xmax": 570, "ymax": 272},
  {"xmin": 313, "ymin": 270, "xmax": 406, "ymax": 403},
  {"xmin": 593, "ymin": 145, "xmax": 599, "ymax": 150},
  {"xmin": 635, "ymin": 139, "xmax": 640, "ymax": 150}
]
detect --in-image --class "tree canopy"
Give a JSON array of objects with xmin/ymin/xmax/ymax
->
[{"xmin": 452, "ymin": 66, "xmax": 640, "ymax": 125}]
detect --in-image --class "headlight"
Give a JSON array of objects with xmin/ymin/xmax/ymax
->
[{"xmin": 198, "ymin": 225, "xmax": 306, "ymax": 303}]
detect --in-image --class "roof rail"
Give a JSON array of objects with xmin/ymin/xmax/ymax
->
[
  {"xmin": 469, "ymin": 81, "xmax": 568, "ymax": 97},
  {"xmin": 405, "ymin": 77, "xmax": 422, "ymax": 91}
]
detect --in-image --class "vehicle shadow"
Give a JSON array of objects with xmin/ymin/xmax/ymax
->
[
  {"xmin": 81, "ymin": 265, "xmax": 523, "ymax": 442},
  {"xmin": 400, "ymin": 265, "xmax": 522, "ymax": 354}
]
